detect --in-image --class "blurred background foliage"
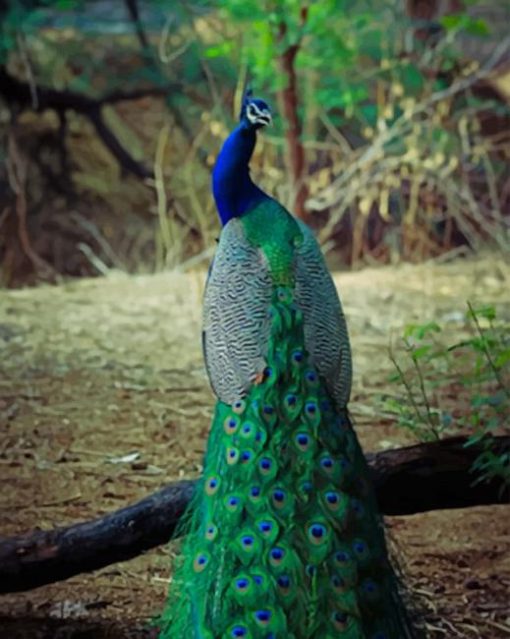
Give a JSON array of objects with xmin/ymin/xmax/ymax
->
[{"xmin": 0, "ymin": 0, "xmax": 509, "ymax": 286}]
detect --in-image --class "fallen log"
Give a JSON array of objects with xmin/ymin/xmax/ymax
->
[{"xmin": 0, "ymin": 436, "xmax": 507, "ymax": 594}]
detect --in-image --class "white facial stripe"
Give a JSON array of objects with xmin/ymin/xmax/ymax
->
[{"xmin": 246, "ymin": 102, "xmax": 270, "ymax": 124}]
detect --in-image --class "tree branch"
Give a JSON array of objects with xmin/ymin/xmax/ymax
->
[
  {"xmin": 0, "ymin": 436, "xmax": 507, "ymax": 594},
  {"xmin": 0, "ymin": 67, "xmax": 177, "ymax": 179},
  {"xmin": 123, "ymin": 0, "xmax": 150, "ymax": 51}
]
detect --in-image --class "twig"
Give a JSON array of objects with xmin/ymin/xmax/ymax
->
[
  {"xmin": 70, "ymin": 212, "xmax": 126, "ymax": 271},
  {"xmin": 153, "ymin": 123, "xmax": 176, "ymax": 268},
  {"xmin": 388, "ymin": 344, "xmax": 428, "ymax": 430},
  {"xmin": 467, "ymin": 301, "xmax": 510, "ymax": 400},
  {"xmin": 123, "ymin": 0, "xmax": 149, "ymax": 51},
  {"xmin": 77, "ymin": 244, "xmax": 110, "ymax": 276},
  {"xmin": 404, "ymin": 337, "xmax": 440, "ymax": 439},
  {"xmin": 158, "ymin": 14, "xmax": 191, "ymax": 64}
]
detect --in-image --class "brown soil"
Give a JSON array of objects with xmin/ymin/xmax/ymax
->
[{"xmin": 0, "ymin": 255, "xmax": 509, "ymax": 638}]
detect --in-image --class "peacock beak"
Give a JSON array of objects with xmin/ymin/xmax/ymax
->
[{"xmin": 258, "ymin": 111, "xmax": 272, "ymax": 127}]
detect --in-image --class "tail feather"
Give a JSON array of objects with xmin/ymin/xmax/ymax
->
[{"xmin": 160, "ymin": 288, "xmax": 415, "ymax": 639}]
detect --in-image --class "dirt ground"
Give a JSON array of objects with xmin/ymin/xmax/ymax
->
[{"xmin": 0, "ymin": 255, "xmax": 509, "ymax": 639}]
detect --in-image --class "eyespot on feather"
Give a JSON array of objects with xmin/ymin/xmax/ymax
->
[
  {"xmin": 271, "ymin": 487, "xmax": 287, "ymax": 510},
  {"xmin": 331, "ymin": 574, "xmax": 347, "ymax": 593},
  {"xmin": 253, "ymin": 609, "xmax": 272, "ymax": 628},
  {"xmin": 193, "ymin": 551, "xmax": 210, "ymax": 573},
  {"xmin": 259, "ymin": 456, "xmax": 274, "ymax": 475},
  {"xmin": 228, "ymin": 624, "xmax": 249, "ymax": 638},
  {"xmin": 240, "ymin": 449, "xmax": 254, "ymax": 465},
  {"xmin": 291, "ymin": 349, "xmax": 304, "ymax": 365},
  {"xmin": 331, "ymin": 610, "xmax": 350, "ymax": 630},
  {"xmin": 204, "ymin": 523, "xmax": 218, "ymax": 541},
  {"xmin": 276, "ymin": 574, "xmax": 291, "ymax": 593},
  {"xmin": 305, "ymin": 564, "xmax": 316, "ymax": 577},
  {"xmin": 294, "ymin": 431, "xmax": 312, "ymax": 452},
  {"xmin": 304, "ymin": 369, "xmax": 319, "ymax": 387},
  {"xmin": 352, "ymin": 538, "xmax": 371, "ymax": 563},
  {"xmin": 307, "ymin": 522, "xmax": 329, "ymax": 546},
  {"xmin": 224, "ymin": 494, "xmax": 243, "ymax": 512},
  {"xmin": 360, "ymin": 578, "xmax": 380, "ymax": 601},
  {"xmin": 323, "ymin": 490, "xmax": 344, "ymax": 512},
  {"xmin": 224, "ymin": 415, "xmax": 240, "ymax": 435},
  {"xmin": 240, "ymin": 421, "xmax": 255, "ymax": 439},
  {"xmin": 231, "ymin": 399, "xmax": 246, "ymax": 415},
  {"xmin": 204, "ymin": 476, "xmax": 220, "ymax": 496},
  {"xmin": 269, "ymin": 546, "xmax": 285, "ymax": 567},
  {"xmin": 226, "ymin": 447, "xmax": 240, "ymax": 465}
]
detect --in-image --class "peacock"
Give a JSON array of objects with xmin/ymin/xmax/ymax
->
[{"xmin": 160, "ymin": 91, "xmax": 415, "ymax": 639}]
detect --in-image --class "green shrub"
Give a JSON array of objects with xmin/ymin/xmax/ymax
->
[{"xmin": 385, "ymin": 304, "xmax": 510, "ymax": 488}]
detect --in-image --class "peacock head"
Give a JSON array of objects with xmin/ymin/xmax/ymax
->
[{"xmin": 240, "ymin": 89, "xmax": 272, "ymax": 130}]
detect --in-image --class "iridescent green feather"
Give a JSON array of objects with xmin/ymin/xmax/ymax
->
[
  {"xmin": 159, "ymin": 205, "xmax": 414, "ymax": 639},
  {"xmin": 160, "ymin": 299, "xmax": 412, "ymax": 638}
]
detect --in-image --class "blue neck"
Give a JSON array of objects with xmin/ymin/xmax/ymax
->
[{"xmin": 212, "ymin": 123, "xmax": 269, "ymax": 226}]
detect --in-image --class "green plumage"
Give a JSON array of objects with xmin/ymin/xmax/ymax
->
[{"xmin": 159, "ymin": 203, "xmax": 412, "ymax": 639}]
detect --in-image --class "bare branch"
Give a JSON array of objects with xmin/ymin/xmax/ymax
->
[{"xmin": 0, "ymin": 436, "xmax": 507, "ymax": 594}]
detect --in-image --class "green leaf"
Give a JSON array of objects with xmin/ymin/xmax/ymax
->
[
  {"xmin": 468, "ymin": 304, "xmax": 496, "ymax": 321},
  {"xmin": 411, "ymin": 344, "xmax": 432, "ymax": 361},
  {"xmin": 466, "ymin": 18, "xmax": 490, "ymax": 37},
  {"xmin": 400, "ymin": 63, "xmax": 424, "ymax": 95},
  {"xmin": 360, "ymin": 104, "xmax": 378, "ymax": 126},
  {"xmin": 495, "ymin": 349, "xmax": 510, "ymax": 369},
  {"xmin": 383, "ymin": 396, "xmax": 404, "ymax": 411},
  {"xmin": 205, "ymin": 42, "xmax": 234, "ymax": 58},
  {"xmin": 440, "ymin": 15, "xmax": 464, "ymax": 31},
  {"xmin": 404, "ymin": 322, "xmax": 441, "ymax": 340},
  {"xmin": 440, "ymin": 15, "xmax": 489, "ymax": 36}
]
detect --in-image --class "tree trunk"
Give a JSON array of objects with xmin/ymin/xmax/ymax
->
[
  {"xmin": 0, "ymin": 437, "xmax": 507, "ymax": 594},
  {"xmin": 276, "ymin": 9, "xmax": 309, "ymax": 221}
]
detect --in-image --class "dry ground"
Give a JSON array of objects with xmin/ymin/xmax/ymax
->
[{"xmin": 0, "ymin": 255, "xmax": 509, "ymax": 638}]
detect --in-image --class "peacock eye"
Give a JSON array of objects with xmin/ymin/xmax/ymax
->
[
  {"xmin": 301, "ymin": 480, "xmax": 312, "ymax": 492},
  {"xmin": 305, "ymin": 564, "xmax": 316, "ymax": 576},
  {"xmin": 260, "ymin": 457, "xmax": 272, "ymax": 470},
  {"xmin": 254, "ymin": 609, "xmax": 271, "ymax": 624},
  {"xmin": 261, "ymin": 522, "xmax": 270, "ymax": 532},
  {"xmin": 291, "ymin": 349, "xmax": 304, "ymax": 364},
  {"xmin": 297, "ymin": 433, "xmax": 309, "ymax": 446},
  {"xmin": 335, "ymin": 550, "xmax": 350, "ymax": 562},
  {"xmin": 277, "ymin": 575, "xmax": 290, "ymax": 588},
  {"xmin": 236, "ymin": 578, "xmax": 249, "ymax": 590},
  {"xmin": 362, "ymin": 579, "xmax": 378, "ymax": 594},
  {"xmin": 273, "ymin": 489, "xmax": 285, "ymax": 502},
  {"xmin": 331, "ymin": 575, "xmax": 344, "ymax": 588}
]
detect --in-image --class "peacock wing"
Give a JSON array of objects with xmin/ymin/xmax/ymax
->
[
  {"xmin": 294, "ymin": 220, "xmax": 352, "ymax": 409},
  {"xmin": 203, "ymin": 217, "xmax": 272, "ymax": 404}
]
